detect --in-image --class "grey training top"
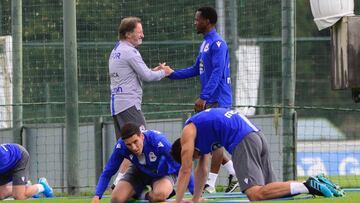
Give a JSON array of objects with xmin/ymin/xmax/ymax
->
[{"xmin": 109, "ymin": 40, "xmax": 165, "ymax": 115}]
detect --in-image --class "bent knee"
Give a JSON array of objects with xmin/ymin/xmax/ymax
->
[
  {"xmin": 245, "ymin": 186, "xmax": 266, "ymax": 201},
  {"xmin": 149, "ymin": 191, "xmax": 168, "ymax": 201},
  {"xmin": 111, "ymin": 195, "xmax": 128, "ymax": 203},
  {"xmin": 0, "ymin": 194, "xmax": 6, "ymax": 200},
  {"xmin": 247, "ymin": 193, "xmax": 265, "ymax": 201},
  {"xmin": 13, "ymin": 194, "xmax": 28, "ymax": 200}
]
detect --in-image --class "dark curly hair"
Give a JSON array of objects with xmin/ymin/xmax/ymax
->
[
  {"xmin": 197, "ymin": 6, "xmax": 217, "ymax": 24},
  {"xmin": 171, "ymin": 138, "xmax": 182, "ymax": 164}
]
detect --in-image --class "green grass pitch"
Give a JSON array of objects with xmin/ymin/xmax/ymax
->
[
  {"xmin": 8, "ymin": 192, "xmax": 360, "ymax": 203},
  {"xmin": 7, "ymin": 176, "xmax": 360, "ymax": 202}
]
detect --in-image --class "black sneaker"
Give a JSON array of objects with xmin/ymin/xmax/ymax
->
[
  {"xmin": 304, "ymin": 176, "xmax": 333, "ymax": 197},
  {"xmin": 225, "ymin": 175, "xmax": 239, "ymax": 193}
]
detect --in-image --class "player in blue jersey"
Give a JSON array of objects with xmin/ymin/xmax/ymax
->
[
  {"xmin": 167, "ymin": 7, "xmax": 232, "ymax": 113},
  {"xmin": 163, "ymin": 6, "xmax": 237, "ymax": 193},
  {"xmin": 0, "ymin": 143, "xmax": 54, "ymax": 200},
  {"xmin": 171, "ymin": 108, "xmax": 343, "ymax": 202},
  {"xmin": 91, "ymin": 123, "xmax": 194, "ymax": 203}
]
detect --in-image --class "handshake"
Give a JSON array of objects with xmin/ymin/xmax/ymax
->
[{"xmin": 152, "ymin": 62, "xmax": 174, "ymax": 76}]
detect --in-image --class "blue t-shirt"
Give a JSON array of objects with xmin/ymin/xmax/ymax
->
[
  {"xmin": 185, "ymin": 108, "xmax": 260, "ymax": 154},
  {"xmin": 168, "ymin": 29, "xmax": 232, "ymax": 108},
  {"xmin": 0, "ymin": 143, "xmax": 22, "ymax": 173},
  {"xmin": 95, "ymin": 130, "xmax": 194, "ymax": 198}
]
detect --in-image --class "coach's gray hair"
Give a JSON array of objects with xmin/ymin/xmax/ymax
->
[{"xmin": 118, "ymin": 17, "xmax": 142, "ymax": 40}]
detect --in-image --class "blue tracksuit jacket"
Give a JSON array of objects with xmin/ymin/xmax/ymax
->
[
  {"xmin": 94, "ymin": 130, "xmax": 194, "ymax": 198},
  {"xmin": 168, "ymin": 29, "xmax": 232, "ymax": 107}
]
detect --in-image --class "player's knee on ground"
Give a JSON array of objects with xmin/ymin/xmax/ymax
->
[
  {"xmin": 245, "ymin": 186, "xmax": 267, "ymax": 201},
  {"xmin": 0, "ymin": 186, "xmax": 11, "ymax": 200},
  {"xmin": 13, "ymin": 193, "xmax": 28, "ymax": 200},
  {"xmin": 148, "ymin": 190, "xmax": 170, "ymax": 202},
  {"xmin": 0, "ymin": 194, "xmax": 7, "ymax": 200},
  {"xmin": 111, "ymin": 195, "xmax": 127, "ymax": 203},
  {"xmin": 111, "ymin": 191, "xmax": 130, "ymax": 203}
]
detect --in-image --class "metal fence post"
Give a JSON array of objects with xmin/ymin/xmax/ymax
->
[
  {"xmin": 94, "ymin": 117, "xmax": 103, "ymax": 183},
  {"xmin": 11, "ymin": 0, "xmax": 23, "ymax": 144},
  {"xmin": 63, "ymin": 0, "xmax": 79, "ymax": 195},
  {"xmin": 281, "ymin": 0, "xmax": 296, "ymax": 181}
]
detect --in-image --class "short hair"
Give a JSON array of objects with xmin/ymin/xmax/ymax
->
[
  {"xmin": 197, "ymin": 6, "xmax": 217, "ymax": 24},
  {"xmin": 120, "ymin": 122, "xmax": 141, "ymax": 140},
  {"xmin": 118, "ymin": 17, "xmax": 142, "ymax": 40},
  {"xmin": 171, "ymin": 138, "xmax": 182, "ymax": 164}
]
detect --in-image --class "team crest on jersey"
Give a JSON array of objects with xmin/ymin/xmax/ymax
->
[
  {"xmin": 157, "ymin": 142, "xmax": 164, "ymax": 148},
  {"xmin": 203, "ymin": 43, "xmax": 209, "ymax": 52},
  {"xmin": 149, "ymin": 152, "xmax": 157, "ymax": 162},
  {"xmin": 116, "ymin": 144, "xmax": 121, "ymax": 149},
  {"xmin": 199, "ymin": 60, "xmax": 204, "ymax": 74},
  {"xmin": 129, "ymin": 154, "xmax": 134, "ymax": 160}
]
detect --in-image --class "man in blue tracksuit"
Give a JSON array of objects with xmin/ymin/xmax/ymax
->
[
  {"xmin": 171, "ymin": 108, "xmax": 342, "ymax": 202},
  {"xmin": 167, "ymin": 8, "xmax": 232, "ymax": 111},
  {"xmin": 166, "ymin": 6, "xmax": 237, "ymax": 193},
  {"xmin": 91, "ymin": 123, "xmax": 194, "ymax": 203}
]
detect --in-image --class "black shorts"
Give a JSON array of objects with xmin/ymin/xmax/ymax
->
[
  {"xmin": 0, "ymin": 145, "xmax": 30, "ymax": 186},
  {"xmin": 121, "ymin": 164, "xmax": 177, "ymax": 198},
  {"xmin": 113, "ymin": 105, "xmax": 147, "ymax": 140}
]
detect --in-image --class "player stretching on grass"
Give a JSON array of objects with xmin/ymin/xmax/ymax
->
[
  {"xmin": 0, "ymin": 143, "xmax": 54, "ymax": 200},
  {"xmin": 92, "ymin": 123, "xmax": 194, "ymax": 203},
  {"xmin": 171, "ymin": 108, "xmax": 344, "ymax": 202}
]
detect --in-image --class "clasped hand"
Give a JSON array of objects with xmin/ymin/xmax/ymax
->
[{"xmin": 152, "ymin": 62, "xmax": 174, "ymax": 76}]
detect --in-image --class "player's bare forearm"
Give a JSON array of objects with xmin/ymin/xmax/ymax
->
[
  {"xmin": 192, "ymin": 155, "xmax": 209, "ymax": 202},
  {"xmin": 175, "ymin": 166, "xmax": 192, "ymax": 203},
  {"xmin": 176, "ymin": 124, "xmax": 197, "ymax": 202}
]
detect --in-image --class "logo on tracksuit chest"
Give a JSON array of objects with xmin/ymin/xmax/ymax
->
[
  {"xmin": 149, "ymin": 152, "xmax": 157, "ymax": 162},
  {"xmin": 203, "ymin": 43, "xmax": 209, "ymax": 52}
]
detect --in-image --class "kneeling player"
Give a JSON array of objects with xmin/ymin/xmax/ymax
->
[
  {"xmin": 0, "ymin": 143, "xmax": 54, "ymax": 200},
  {"xmin": 92, "ymin": 122, "xmax": 194, "ymax": 203}
]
